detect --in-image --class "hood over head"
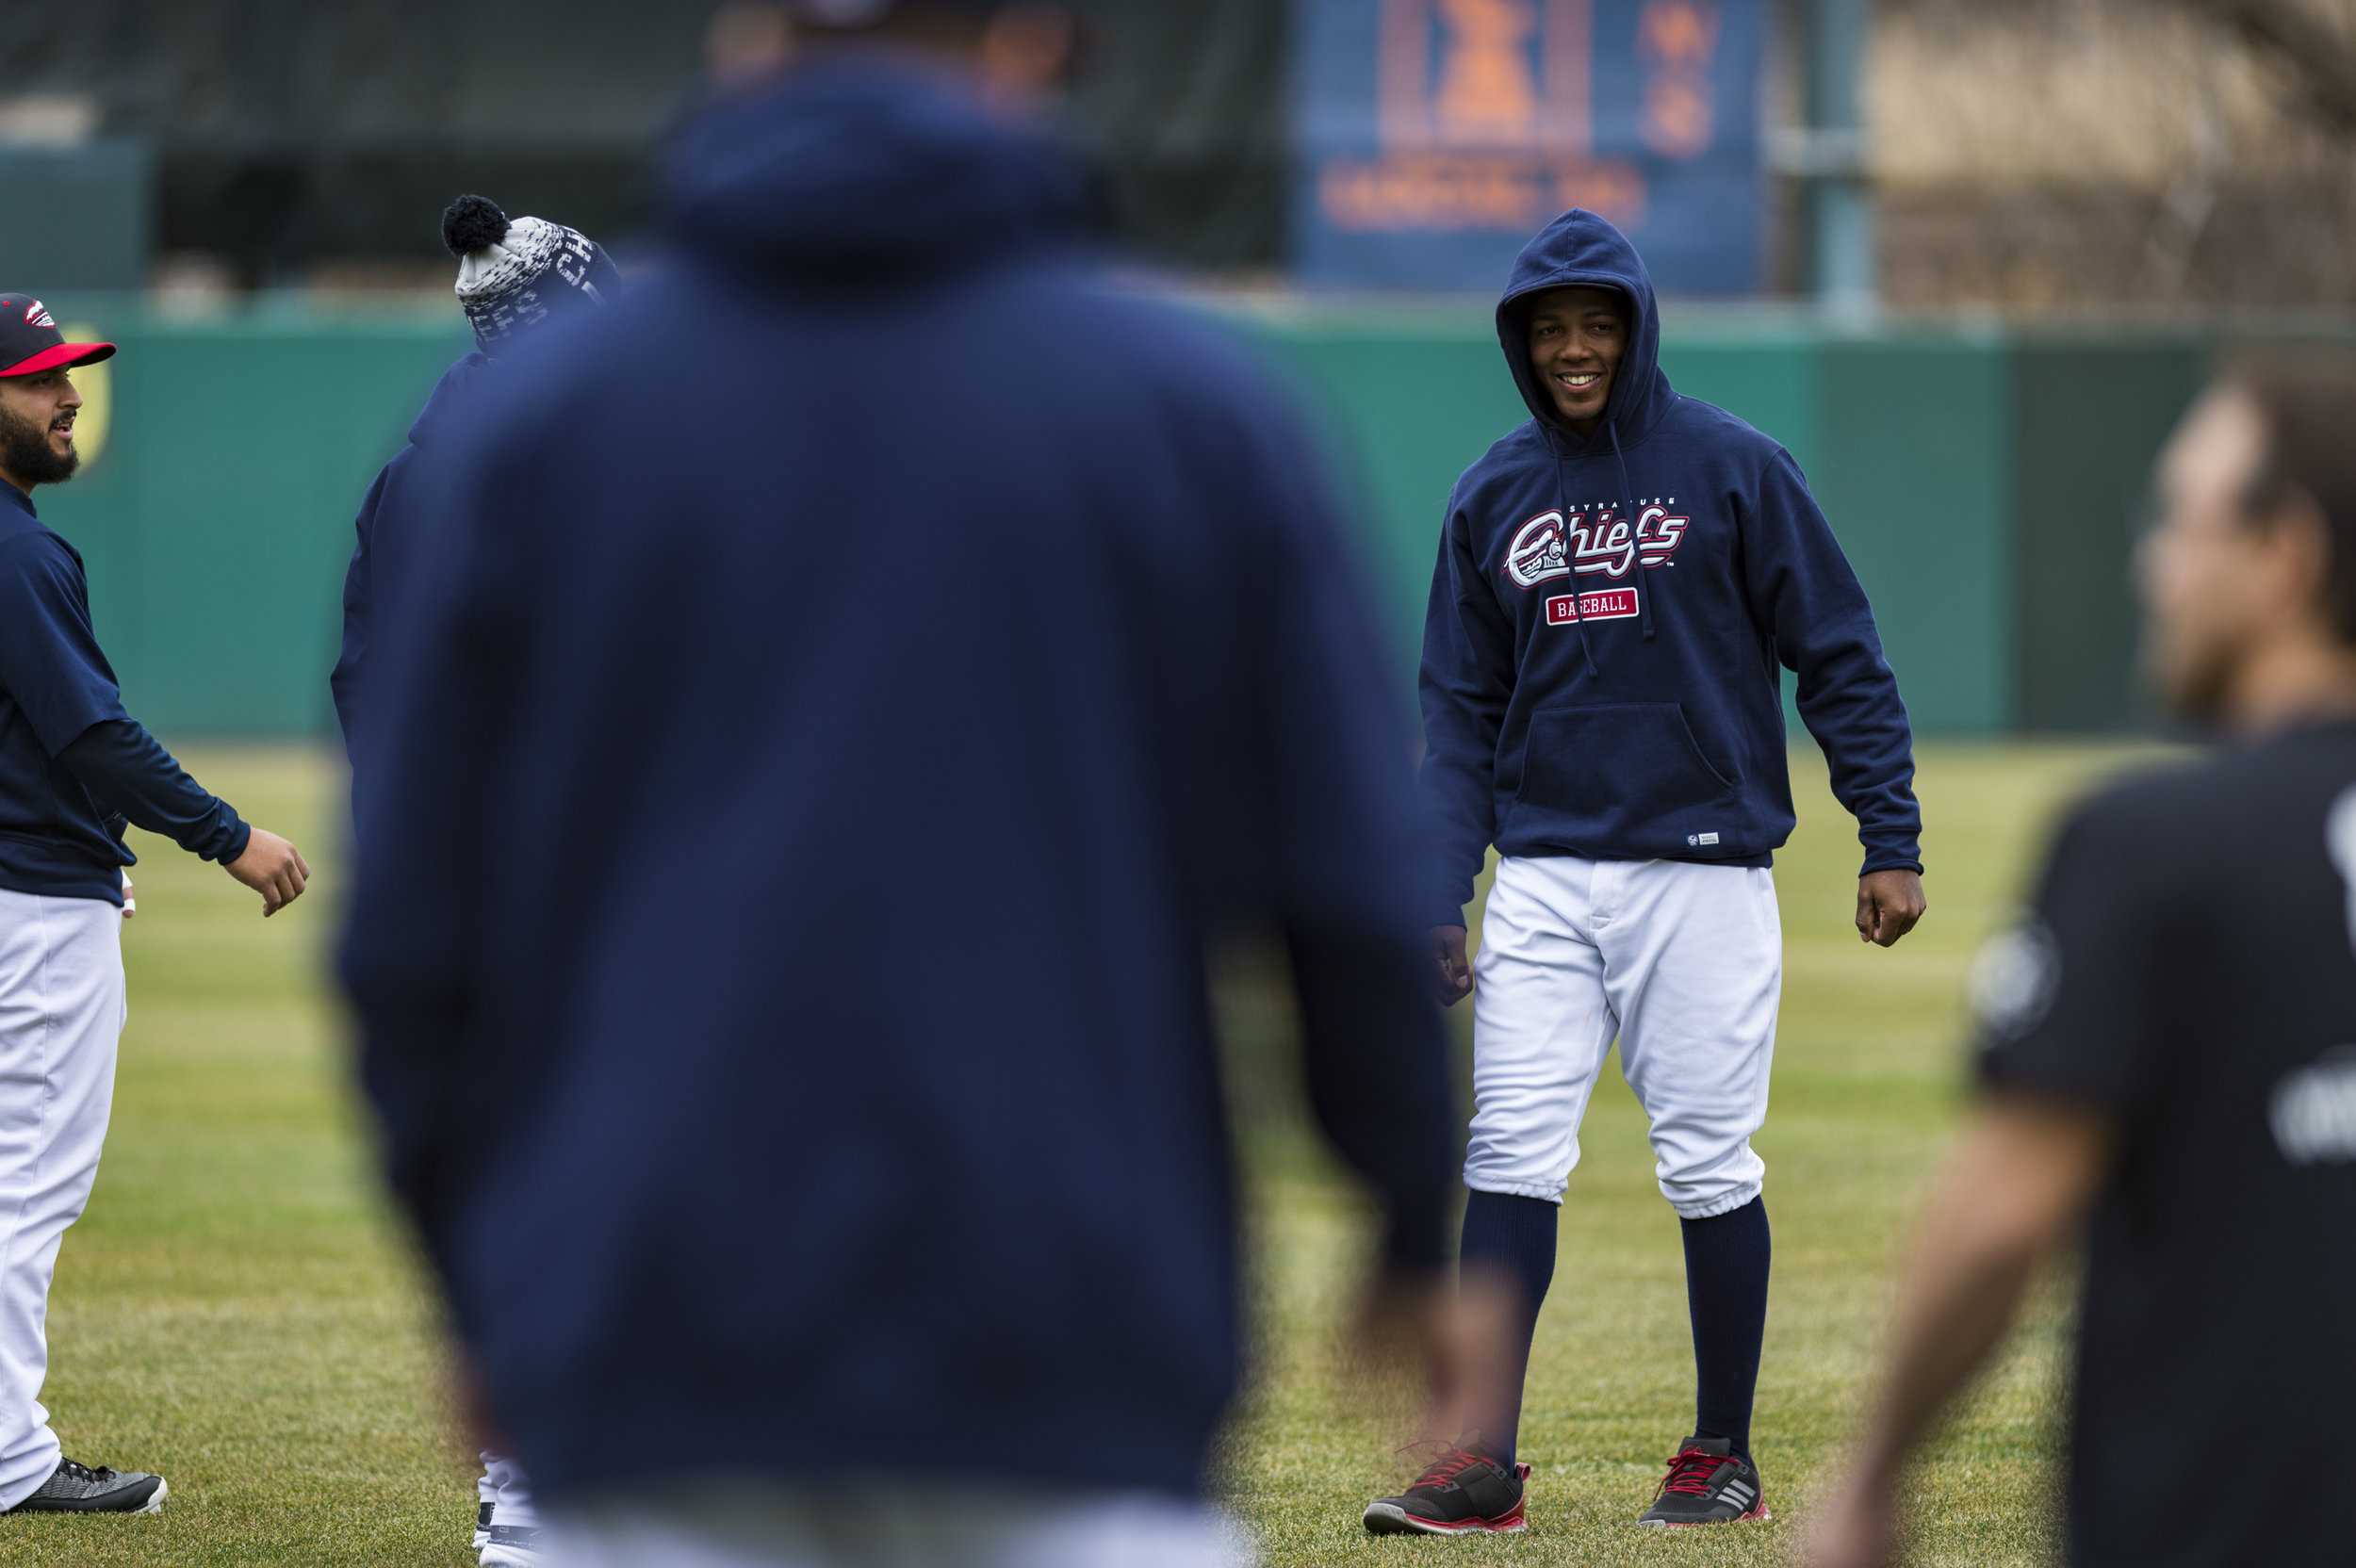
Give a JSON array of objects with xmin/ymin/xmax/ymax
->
[
  {"xmin": 1497, "ymin": 208, "xmax": 1672, "ymax": 450},
  {"xmin": 662, "ymin": 53, "xmax": 1088, "ymax": 285}
]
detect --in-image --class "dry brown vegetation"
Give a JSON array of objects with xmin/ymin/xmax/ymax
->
[{"xmin": 1871, "ymin": 0, "xmax": 2356, "ymax": 309}]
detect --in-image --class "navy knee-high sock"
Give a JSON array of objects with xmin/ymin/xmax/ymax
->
[
  {"xmin": 1679, "ymin": 1196, "xmax": 1771, "ymax": 1463},
  {"xmin": 1457, "ymin": 1189, "xmax": 1558, "ymax": 1471}
]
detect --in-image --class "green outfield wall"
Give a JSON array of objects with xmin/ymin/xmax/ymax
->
[
  {"xmin": 32, "ymin": 304, "xmax": 472, "ymax": 737},
  {"xmin": 23, "ymin": 297, "xmax": 2262, "ymax": 736}
]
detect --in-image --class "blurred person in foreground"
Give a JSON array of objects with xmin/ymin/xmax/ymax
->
[
  {"xmin": 0, "ymin": 297, "xmax": 307, "ymax": 1515},
  {"xmin": 337, "ymin": 3, "xmax": 1468, "ymax": 1565},
  {"xmin": 1808, "ymin": 357, "xmax": 2356, "ymax": 1568},
  {"xmin": 329, "ymin": 190, "xmax": 621, "ymax": 1568}
]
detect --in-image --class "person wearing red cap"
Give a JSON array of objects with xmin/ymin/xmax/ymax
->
[{"xmin": 0, "ymin": 293, "xmax": 310, "ymax": 1515}]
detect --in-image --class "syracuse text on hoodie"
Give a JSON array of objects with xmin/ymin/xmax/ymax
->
[{"xmin": 1420, "ymin": 209, "xmax": 1922, "ymax": 925}]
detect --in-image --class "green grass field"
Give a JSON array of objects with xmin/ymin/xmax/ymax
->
[
  {"xmin": 0, "ymin": 741, "xmax": 2159, "ymax": 1565},
  {"xmin": 1218, "ymin": 741, "xmax": 2167, "ymax": 1568},
  {"xmin": 2, "ymin": 747, "xmax": 469, "ymax": 1567}
]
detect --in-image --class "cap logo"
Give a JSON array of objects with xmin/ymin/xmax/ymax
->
[{"xmin": 22, "ymin": 300, "xmax": 52, "ymax": 328}]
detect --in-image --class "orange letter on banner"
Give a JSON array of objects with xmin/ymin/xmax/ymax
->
[
  {"xmin": 1638, "ymin": 0, "xmax": 1719, "ymax": 66},
  {"xmin": 1637, "ymin": 0, "xmax": 1718, "ymax": 158},
  {"xmin": 1643, "ymin": 75, "xmax": 1712, "ymax": 156},
  {"xmin": 1433, "ymin": 0, "xmax": 1541, "ymax": 147}
]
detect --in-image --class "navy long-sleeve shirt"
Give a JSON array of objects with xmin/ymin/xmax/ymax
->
[
  {"xmin": 0, "ymin": 482, "xmax": 245, "ymax": 902},
  {"xmin": 340, "ymin": 57, "xmax": 1456, "ymax": 1507}
]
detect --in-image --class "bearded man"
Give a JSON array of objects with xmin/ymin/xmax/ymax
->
[{"xmin": 0, "ymin": 294, "xmax": 308, "ymax": 1516}]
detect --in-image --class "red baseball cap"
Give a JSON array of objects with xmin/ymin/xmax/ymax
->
[{"xmin": 0, "ymin": 294, "xmax": 114, "ymax": 378}]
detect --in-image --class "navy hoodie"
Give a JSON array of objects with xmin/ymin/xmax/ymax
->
[
  {"xmin": 330, "ymin": 350, "xmax": 488, "ymax": 812},
  {"xmin": 1420, "ymin": 210, "xmax": 1920, "ymax": 923},
  {"xmin": 339, "ymin": 57, "xmax": 1455, "ymax": 1504}
]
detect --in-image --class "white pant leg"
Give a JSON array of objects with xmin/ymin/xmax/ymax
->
[
  {"xmin": 1591, "ymin": 860, "xmax": 1780, "ymax": 1218},
  {"xmin": 546, "ymin": 1488, "xmax": 1251, "ymax": 1568},
  {"xmin": 482, "ymin": 1449, "xmax": 545, "ymax": 1563},
  {"xmin": 1461, "ymin": 857, "xmax": 1616, "ymax": 1202},
  {"xmin": 0, "ymin": 890, "xmax": 123, "ymax": 1509},
  {"xmin": 489, "ymin": 1450, "xmax": 542, "ymax": 1529}
]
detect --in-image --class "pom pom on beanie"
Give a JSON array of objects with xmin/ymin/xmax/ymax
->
[
  {"xmin": 442, "ymin": 195, "xmax": 511, "ymax": 258},
  {"xmin": 438, "ymin": 193, "xmax": 621, "ymax": 355}
]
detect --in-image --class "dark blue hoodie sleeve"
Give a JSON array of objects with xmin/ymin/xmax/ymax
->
[
  {"xmin": 1416, "ymin": 485, "xmax": 1516, "ymax": 927},
  {"xmin": 1238, "ymin": 410, "xmax": 1460, "ymax": 1272},
  {"xmin": 1742, "ymin": 450, "xmax": 1922, "ymax": 874},
  {"xmin": 329, "ymin": 462, "xmax": 389, "ymax": 760},
  {"xmin": 337, "ymin": 430, "xmax": 515, "ymax": 1253},
  {"xmin": 336, "ymin": 354, "xmax": 488, "ymax": 782}
]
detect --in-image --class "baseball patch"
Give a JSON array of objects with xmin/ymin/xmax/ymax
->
[{"xmin": 1545, "ymin": 587, "xmax": 1639, "ymax": 625}]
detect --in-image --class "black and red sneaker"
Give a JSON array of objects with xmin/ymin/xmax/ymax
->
[
  {"xmin": 1635, "ymin": 1436, "xmax": 1768, "ymax": 1526},
  {"xmin": 1363, "ymin": 1437, "xmax": 1531, "ymax": 1535}
]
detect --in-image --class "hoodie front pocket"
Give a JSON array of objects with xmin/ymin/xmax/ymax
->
[{"xmin": 1514, "ymin": 702, "xmax": 1738, "ymax": 851}]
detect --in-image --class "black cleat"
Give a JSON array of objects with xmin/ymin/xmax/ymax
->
[
  {"xmin": 5, "ymin": 1457, "xmax": 167, "ymax": 1514},
  {"xmin": 1636, "ymin": 1436, "xmax": 1767, "ymax": 1526},
  {"xmin": 1363, "ymin": 1435, "xmax": 1531, "ymax": 1535}
]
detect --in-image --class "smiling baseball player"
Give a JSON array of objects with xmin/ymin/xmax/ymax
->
[{"xmin": 1363, "ymin": 209, "xmax": 1924, "ymax": 1536}]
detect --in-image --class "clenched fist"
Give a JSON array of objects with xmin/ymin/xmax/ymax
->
[{"xmin": 224, "ymin": 829, "xmax": 310, "ymax": 916}]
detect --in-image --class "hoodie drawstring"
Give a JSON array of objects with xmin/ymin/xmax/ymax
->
[
  {"xmin": 1550, "ymin": 434, "xmax": 1598, "ymax": 677},
  {"xmin": 1606, "ymin": 419, "xmax": 1655, "ymax": 640}
]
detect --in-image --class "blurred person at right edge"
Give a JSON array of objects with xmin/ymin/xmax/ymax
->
[
  {"xmin": 337, "ymin": 4, "xmax": 1481, "ymax": 1568},
  {"xmin": 1808, "ymin": 357, "xmax": 2356, "ymax": 1568}
]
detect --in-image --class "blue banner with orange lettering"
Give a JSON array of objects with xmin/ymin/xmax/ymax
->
[{"xmin": 1293, "ymin": 0, "xmax": 1762, "ymax": 292}]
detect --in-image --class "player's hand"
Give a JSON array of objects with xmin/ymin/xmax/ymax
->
[
  {"xmin": 1856, "ymin": 869, "xmax": 1926, "ymax": 947},
  {"xmin": 1429, "ymin": 925, "xmax": 1473, "ymax": 1006},
  {"xmin": 120, "ymin": 873, "xmax": 134, "ymax": 921},
  {"xmin": 1805, "ymin": 1471, "xmax": 1900, "ymax": 1568},
  {"xmin": 224, "ymin": 828, "xmax": 310, "ymax": 916}
]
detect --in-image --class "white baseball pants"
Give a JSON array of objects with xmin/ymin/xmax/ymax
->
[
  {"xmin": 0, "ymin": 889, "xmax": 124, "ymax": 1510},
  {"xmin": 547, "ymin": 1488, "xmax": 1250, "ymax": 1568},
  {"xmin": 1464, "ymin": 856, "xmax": 1779, "ymax": 1218}
]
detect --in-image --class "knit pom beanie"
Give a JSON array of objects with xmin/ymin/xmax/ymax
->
[{"xmin": 441, "ymin": 194, "xmax": 622, "ymax": 354}]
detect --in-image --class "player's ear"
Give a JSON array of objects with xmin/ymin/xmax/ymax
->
[{"xmin": 2279, "ymin": 491, "xmax": 2339, "ymax": 621}]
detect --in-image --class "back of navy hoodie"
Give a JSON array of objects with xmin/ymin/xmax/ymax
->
[
  {"xmin": 331, "ymin": 349, "xmax": 489, "ymax": 819},
  {"xmin": 1420, "ymin": 210, "xmax": 1921, "ymax": 924},
  {"xmin": 340, "ymin": 57, "xmax": 1454, "ymax": 1504}
]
